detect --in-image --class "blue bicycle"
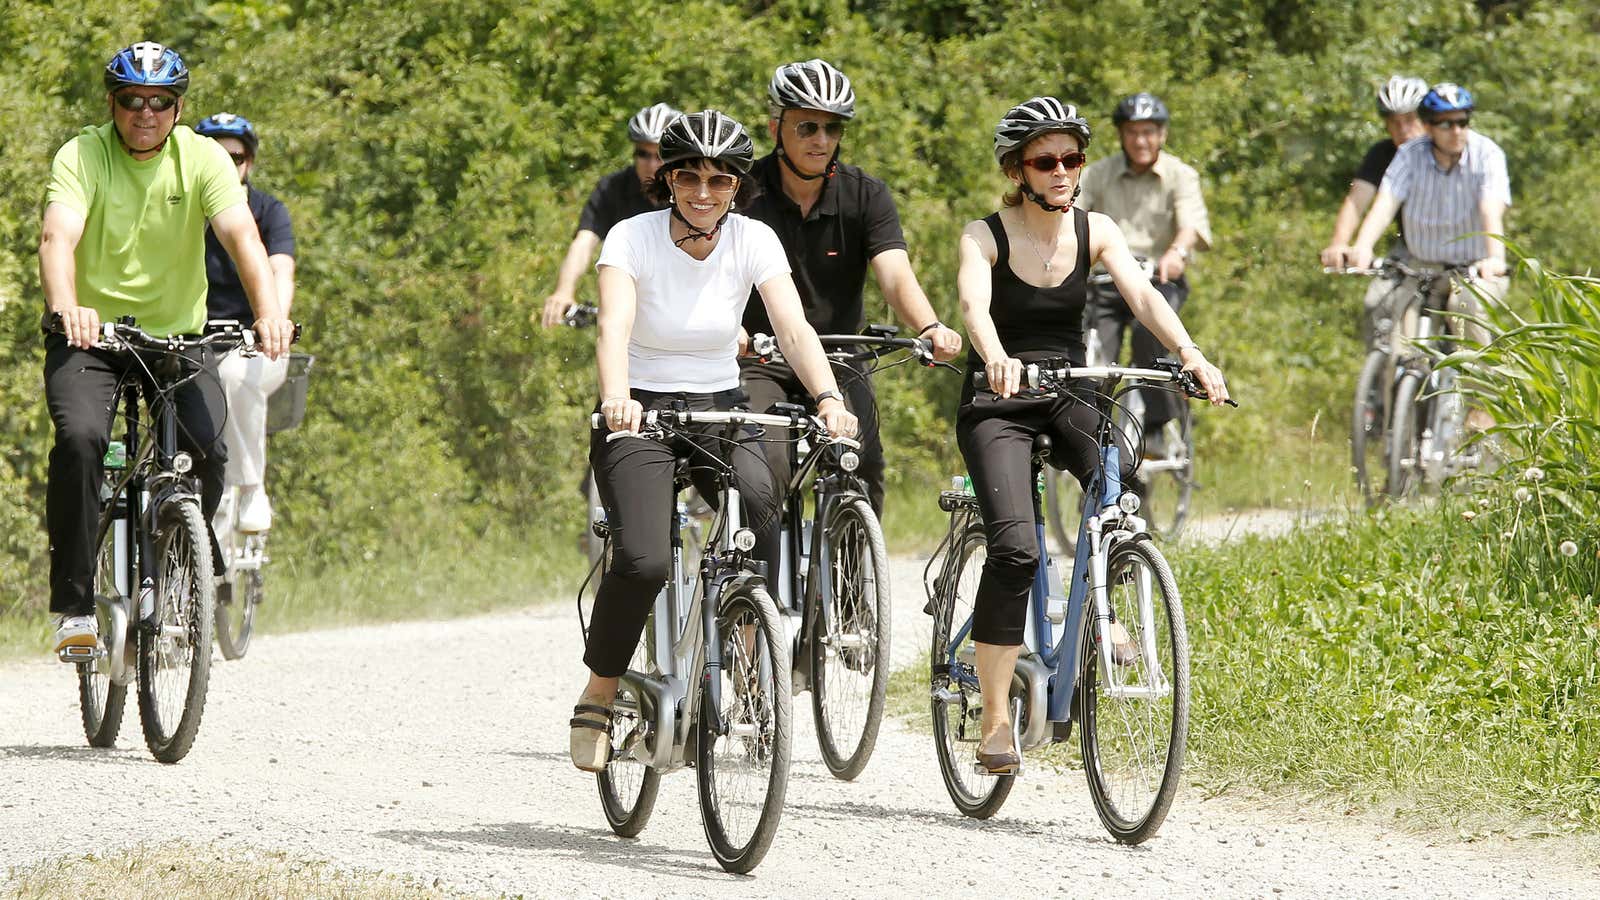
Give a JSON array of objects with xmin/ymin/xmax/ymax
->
[{"xmin": 924, "ymin": 361, "xmax": 1227, "ymax": 842}]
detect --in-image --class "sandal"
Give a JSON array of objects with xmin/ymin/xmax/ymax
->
[
  {"xmin": 569, "ymin": 703, "xmax": 612, "ymax": 773},
  {"xmin": 1109, "ymin": 621, "xmax": 1141, "ymax": 667}
]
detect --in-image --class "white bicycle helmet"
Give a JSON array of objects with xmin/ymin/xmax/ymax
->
[
  {"xmin": 993, "ymin": 96, "xmax": 1091, "ymax": 166},
  {"xmin": 626, "ymin": 102, "xmax": 682, "ymax": 143},
  {"xmin": 767, "ymin": 58, "xmax": 856, "ymax": 119},
  {"xmin": 1375, "ymin": 75, "xmax": 1428, "ymax": 116}
]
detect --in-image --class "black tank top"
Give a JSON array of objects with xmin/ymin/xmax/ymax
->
[{"xmin": 966, "ymin": 206, "xmax": 1091, "ymax": 365}]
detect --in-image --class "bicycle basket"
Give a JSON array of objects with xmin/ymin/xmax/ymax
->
[{"xmin": 266, "ymin": 353, "xmax": 314, "ymax": 435}]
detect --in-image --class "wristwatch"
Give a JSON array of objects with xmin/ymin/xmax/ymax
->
[{"xmin": 814, "ymin": 390, "xmax": 843, "ymax": 406}]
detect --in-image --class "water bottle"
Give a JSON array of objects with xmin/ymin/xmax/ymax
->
[
  {"xmin": 103, "ymin": 441, "xmax": 126, "ymax": 468},
  {"xmin": 950, "ymin": 475, "xmax": 973, "ymax": 495},
  {"xmin": 137, "ymin": 577, "xmax": 156, "ymax": 620}
]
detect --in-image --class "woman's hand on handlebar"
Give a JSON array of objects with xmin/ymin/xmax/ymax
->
[
  {"xmin": 1178, "ymin": 347, "xmax": 1230, "ymax": 406},
  {"xmin": 817, "ymin": 397, "xmax": 858, "ymax": 439},
  {"xmin": 600, "ymin": 396, "xmax": 644, "ymax": 433},
  {"xmin": 985, "ymin": 356, "xmax": 1023, "ymax": 398},
  {"xmin": 253, "ymin": 315, "xmax": 296, "ymax": 360}
]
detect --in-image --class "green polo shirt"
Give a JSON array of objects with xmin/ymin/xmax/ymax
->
[{"xmin": 45, "ymin": 122, "xmax": 246, "ymax": 336}]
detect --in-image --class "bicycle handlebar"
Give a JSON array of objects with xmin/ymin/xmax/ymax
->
[
  {"xmin": 1088, "ymin": 255, "xmax": 1153, "ymax": 286},
  {"xmin": 1323, "ymin": 260, "xmax": 1476, "ymax": 281},
  {"xmin": 590, "ymin": 408, "xmax": 864, "ymax": 447},
  {"xmin": 748, "ymin": 331, "xmax": 937, "ymax": 367},
  {"xmin": 974, "ymin": 362, "xmax": 1238, "ymax": 406},
  {"xmin": 564, "ymin": 304, "xmax": 599, "ymax": 328},
  {"xmin": 45, "ymin": 313, "xmax": 299, "ymax": 354}
]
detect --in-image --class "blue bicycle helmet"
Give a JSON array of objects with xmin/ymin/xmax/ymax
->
[
  {"xmin": 104, "ymin": 41, "xmax": 190, "ymax": 96},
  {"xmin": 1419, "ymin": 83, "xmax": 1473, "ymax": 119},
  {"xmin": 196, "ymin": 112, "xmax": 259, "ymax": 156}
]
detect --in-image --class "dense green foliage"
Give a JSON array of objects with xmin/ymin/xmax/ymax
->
[{"xmin": 3, "ymin": 0, "xmax": 1598, "ymax": 621}]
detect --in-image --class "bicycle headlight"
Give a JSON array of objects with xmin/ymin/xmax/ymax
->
[
  {"xmin": 172, "ymin": 452, "xmax": 193, "ymax": 474},
  {"xmin": 839, "ymin": 450, "xmax": 860, "ymax": 472},
  {"xmin": 734, "ymin": 528, "xmax": 757, "ymax": 552},
  {"xmin": 1118, "ymin": 491, "xmax": 1141, "ymax": 515}
]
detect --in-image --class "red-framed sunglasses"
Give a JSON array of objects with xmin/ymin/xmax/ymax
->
[{"xmin": 1022, "ymin": 151, "xmax": 1087, "ymax": 172}]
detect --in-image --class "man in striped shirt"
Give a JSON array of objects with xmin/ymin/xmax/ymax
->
[{"xmin": 1349, "ymin": 83, "xmax": 1510, "ymax": 349}]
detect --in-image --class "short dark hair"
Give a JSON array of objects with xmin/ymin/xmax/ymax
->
[{"xmin": 645, "ymin": 158, "xmax": 762, "ymax": 208}]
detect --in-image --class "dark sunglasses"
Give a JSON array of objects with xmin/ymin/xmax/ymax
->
[
  {"xmin": 633, "ymin": 148, "xmax": 661, "ymax": 162},
  {"xmin": 114, "ymin": 92, "xmax": 178, "ymax": 112},
  {"xmin": 793, "ymin": 120, "xmax": 846, "ymax": 139},
  {"xmin": 669, "ymin": 169, "xmax": 739, "ymax": 194},
  {"xmin": 1023, "ymin": 151, "xmax": 1087, "ymax": 172},
  {"xmin": 228, "ymin": 152, "xmax": 252, "ymax": 164},
  {"xmin": 1429, "ymin": 116, "xmax": 1471, "ymax": 130}
]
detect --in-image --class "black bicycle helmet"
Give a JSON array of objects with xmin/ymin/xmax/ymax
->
[
  {"xmin": 993, "ymin": 96, "xmax": 1092, "ymax": 166},
  {"xmin": 195, "ymin": 112, "xmax": 259, "ymax": 156},
  {"xmin": 1112, "ymin": 92, "xmax": 1169, "ymax": 126},
  {"xmin": 657, "ymin": 109, "xmax": 755, "ymax": 173}
]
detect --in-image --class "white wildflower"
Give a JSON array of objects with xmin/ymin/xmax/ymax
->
[
  {"xmin": 1462, "ymin": 510, "xmax": 1477, "ymax": 522},
  {"xmin": 1524, "ymin": 466, "xmax": 1545, "ymax": 482},
  {"xmin": 1514, "ymin": 487, "xmax": 1532, "ymax": 503},
  {"xmin": 1559, "ymin": 541, "xmax": 1579, "ymax": 558},
  {"xmin": 1478, "ymin": 498, "xmax": 1491, "ymax": 509}
]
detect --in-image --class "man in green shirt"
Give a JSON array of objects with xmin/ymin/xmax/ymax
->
[{"xmin": 39, "ymin": 41, "xmax": 294, "ymax": 654}]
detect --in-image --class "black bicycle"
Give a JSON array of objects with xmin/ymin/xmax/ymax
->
[
  {"xmin": 748, "ymin": 326, "xmax": 944, "ymax": 779},
  {"xmin": 56, "ymin": 317, "xmax": 279, "ymax": 763}
]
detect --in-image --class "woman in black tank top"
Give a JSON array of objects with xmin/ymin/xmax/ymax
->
[{"xmin": 951, "ymin": 96, "xmax": 1230, "ymax": 773}]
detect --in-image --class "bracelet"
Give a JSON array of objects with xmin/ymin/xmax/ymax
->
[
  {"xmin": 1174, "ymin": 343, "xmax": 1201, "ymax": 354},
  {"xmin": 814, "ymin": 389, "xmax": 843, "ymax": 405},
  {"xmin": 917, "ymin": 321, "xmax": 943, "ymax": 337}
]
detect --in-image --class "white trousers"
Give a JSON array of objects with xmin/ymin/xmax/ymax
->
[{"xmin": 216, "ymin": 349, "xmax": 288, "ymax": 488}]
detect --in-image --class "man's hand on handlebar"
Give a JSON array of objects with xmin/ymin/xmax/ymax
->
[
  {"xmin": 253, "ymin": 315, "xmax": 295, "ymax": 360},
  {"xmin": 55, "ymin": 307, "xmax": 102, "ymax": 349},
  {"xmin": 816, "ymin": 396, "xmax": 858, "ymax": 439},
  {"xmin": 1346, "ymin": 245, "xmax": 1376, "ymax": 273},
  {"xmin": 925, "ymin": 324, "xmax": 963, "ymax": 362},
  {"xmin": 985, "ymin": 356, "xmax": 1024, "ymax": 399},
  {"xmin": 1319, "ymin": 244, "xmax": 1354, "ymax": 269},
  {"xmin": 600, "ymin": 396, "xmax": 644, "ymax": 433},
  {"xmin": 541, "ymin": 293, "xmax": 576, "ymax": 329},
  {"xmin": 1471, "ymin": 257, "xmax": 1507, "ymax": 279}
]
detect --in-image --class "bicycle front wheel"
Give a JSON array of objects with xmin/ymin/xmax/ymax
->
[
  {"xmin": 1351, "ymin": 349, "xmax": 1390, "ymax": 507},
  {"xmin": 1079, "ymin": 538, "xmax": 1188, "ymax": 844},
  {"xmin": 1386, "ymin": 373, "xmax": 1424, "ymax": 499},
  {"xmin": 79, "ymin": 495, "xmax": 128, "ymax": 747},
  {"xmin": 930, "ymin": 524, "xmax": 1014, "ymax": 819},
  {"xmin": 810, "ymin": 496, "xmax": 890, "ymax": 781},
  {"xmin": 696, "ymin": 582, "xmax": 792, "ymax": 874},
  {"xmin": 137, "ymin": 499, "xmax": 216, "ymax": 763}
]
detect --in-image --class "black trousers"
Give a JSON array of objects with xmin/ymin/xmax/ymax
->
[
  {"xmin": 44, "ymin": 334, "xmax": 227, "ymax": 616},
  {"xmin": 740, "ymin": 357, "xmax": 885, "ymax": 515},
  {"xmin": 583, "ymin": 388, "xmax": 781, "ymax": 678},
  {"xmin": 956, "ymin": 388, "xmax": 1135, "ymax": 646},
  {"xmin": 1089, "ymin": 276, "xmax": 1188, "ymax": 430}
]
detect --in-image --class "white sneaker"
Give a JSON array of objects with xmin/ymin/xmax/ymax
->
[
  {"xmin": 237, "ymin": 485, "xmax": 273, "ymax": 533},
  {"xmin": 53, "ymin": 614, "xmax": 98, "ymax": 656}
]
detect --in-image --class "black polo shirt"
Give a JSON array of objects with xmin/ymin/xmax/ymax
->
[
  {"xmin": 205, "ymin": 184, "xmax": 295, "ymax": 326},
  {"xmin": 740, "ymin": 152, "xmax": 908, "ymax": 336},
  {"xmin": 577, "ymin": 166, "xmax": 661, "ymax": 239},
  {"xmin": 1353, "ymin": 138, "xmax": 1406, "ymax": 243}
]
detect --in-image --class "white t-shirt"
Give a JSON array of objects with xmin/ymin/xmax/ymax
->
[{"xmin": 597, "ymin": 209, "xmax": 791, "ymax": 392}]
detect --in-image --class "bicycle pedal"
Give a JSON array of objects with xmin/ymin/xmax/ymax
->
[
  {"xmin": 58, "ymin": 645, "xmax": 100, "ymax": 663},
  {"xmin": 972, "ymin": 761, "xmax": 1023, "ymax": 777}
]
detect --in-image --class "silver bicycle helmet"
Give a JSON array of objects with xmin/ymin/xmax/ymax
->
[
  {"xmin": 1375, "ymin": 75, "xmax": 1428, "ymax": 116},
  {"xmin": 658, "ymin": 109, "xmax": 755, "ymax": 173},
  {"xmin": 767, "ymin": 58, "xmax": 856, "ymax": 119},
  {"xmin": 1112, "ymin": 92, "xmax": 1170, "ymax": 126},
  {"xmin": 993, "ymin": 96, "xmax": 1091, "ymax": 166},
  {"xmin": 626, "ymin": 102, "xmax": 682, "ymax": 143}
]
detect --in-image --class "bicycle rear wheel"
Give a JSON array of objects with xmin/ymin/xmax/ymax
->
[
  {"xmin": 1386, "ymin": 373, "xmax": 1424, "ymax": 499},
  {"xmin": 1079, "ymin": 538, "xmax": 1188, "ymax": 844},
  {"xmin": 697, "ymin": 582, "xmax": 792, "ymax": 874},
  {"xmin": 810, "ymin": 496, "xmax": 890, "ymax": 781},
  {"xmin": 1350, "ymin": 350, "xmax": 1391, "ymax": 506},
  {"xmin": 79, "ymin": 492, "xmax": 128, "ymax": 747},
  {"xmin": 597, "ymin": 603, "xmax": 661, "ymax": 837},
  {"xmin": 214, "ymin": 565, "xmax": 260, "ymax": 661},
  {"xmin": 136, "ymin": 499, "xmax": 215, "ymax": 763},
  {"xmin": 1139, "ymin": 403, "xmax": 1194, "ymax": 538},
  {"xmin": 930, "ymin": 524, "xmax": 1014, "ymax": 819}
]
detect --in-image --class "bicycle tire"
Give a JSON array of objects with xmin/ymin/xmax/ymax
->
[
  {"xmin": 597, "ymin": 607, "xmax": 662, "ymax": 837},
  {"xmin": 930, "ymin": 523, "xmax": 1014, "ymax": 819},
  {"xmin": 79, "ymin": 493, "xmax": 129, "ymax": 748},
  {"xmin": 1386, "ymin": 373, "xmax": 1424, "ymax": 499},
  {"xmin": 1351, "ymin": 349, "xmax": 1391, "ymax": 507},
  {"xmin": 809, "ymin": 496, "xmax": 890, "ymax": 781},
  {"xmin": 1079, "ymin": 538, "xmax": 1188, "ymax": 844},
  {"xmin": 214, "ymin": 568, "xmax": 260, "ymax": 661},
  {"xmin": 136, "ymin": 499, "xmax": 216, "ymax": 763},
  {"xmin": 1141, "ymin": 403, "xmax": 1194, "ymax": 539},
  {"xmin": 697, "ymin": 582, "xmax": 792, "ymax": 874}
]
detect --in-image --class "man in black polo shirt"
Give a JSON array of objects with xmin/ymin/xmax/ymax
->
[
  {"xmin": 541, "ymin": 103, "xmax": 681, "ymax": 327},
  {"xmin": 740, "ymin": 59, "xmax": 960, "ymax": 515}
]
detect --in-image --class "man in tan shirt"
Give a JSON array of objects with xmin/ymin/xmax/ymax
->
[{"xmin": 1077, "ymin": 91, "xmax": 1212, "ymax": 440}]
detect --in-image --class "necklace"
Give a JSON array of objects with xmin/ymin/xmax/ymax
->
[{"xmin": 1023, "ymin": 220, "xmax": 1065, "ymax": 273}]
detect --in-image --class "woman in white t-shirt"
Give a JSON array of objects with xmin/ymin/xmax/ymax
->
[{"xmin": 571, "ymin": 110, "xmax": 857, "ymax": 771}]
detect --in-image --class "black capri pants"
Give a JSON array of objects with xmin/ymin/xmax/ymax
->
[
  {"xmin": 584, "ymin": 387, "xmax": 782, "ymax": 678},
  {"xmin": 955, "ymin": 383, "xmax": 1135, "ymax": 646}
]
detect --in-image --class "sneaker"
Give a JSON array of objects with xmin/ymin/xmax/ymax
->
[
  {"xmin": 237, "ymin": 485, "xmax": 273, "ymax": 533},
  {"xmin": 53, "ymin": 614, "xmax": 98, "ymax": 656}
]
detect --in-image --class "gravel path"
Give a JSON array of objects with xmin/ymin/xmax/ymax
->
[{"xmin": 2, "ymin": 544, "xmax": 1596, "ymax": 897}]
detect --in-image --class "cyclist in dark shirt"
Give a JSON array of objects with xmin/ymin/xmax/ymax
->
[
  {"xmin": 541, "ymin": 103, "xmax": 681, "ymax": 327},
  {"xmin": 195, "ymin": 112, "xmax": 296, "ymax": 535},
  {"xmin": 1320, "ymin": 76, "xmax": 1427, "ymax": 348},
  {"xmin": 739, "ymin": 59, "xmax": 961, "ymax": 516}
]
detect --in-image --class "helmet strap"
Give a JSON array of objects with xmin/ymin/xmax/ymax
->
[
  {"xmin": 1018, "ymin": 182, "xmax": 1072, "ymax": 213},
  {"xmin": 774, "ymin": 118, "xmax": 839, "ymax": 182},
  {"xmin": 669, "ymin": 204, "xmax": 729, "ymax": 248}
]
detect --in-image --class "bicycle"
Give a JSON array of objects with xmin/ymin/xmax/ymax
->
[
  {"xmin": 1046, "ymin": 259, "xmax": 1195, "ymax": 551},
  {"xmin": 747, "ymin": 327, "xmax": 942, "ymax": 780},
  {"xmin": 585, "ymin": 407, "xmax": 819, "ymax": 874},
  {"xmin": 53, "ymin": 316, "xmax": 271, "ymax": 763},
  {"xmin": 212, "ymin": 351, "xmax": 314, "ymax": 659},
  {"xmin": 1329, "ymin": 261, "xmax": 1480, "ymax": 503},
  {"xmin": 924, "ymin": 361, "xmax": 1230, "ymax": 842}
]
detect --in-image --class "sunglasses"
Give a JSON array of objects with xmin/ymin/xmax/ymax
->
[
  {"xmin": 228, "ymin": 152, "xmax": 252, "ymax": 164},
  {"xmin": 1429, "ymin": 116, "xmax": 1471, "ymax": 130},
  {"xmin": 1022, "ymin": 151, "xmax": 1087, "ymax": 172},
  {"xmin": 113, "ymin": 92, "xmax": 178, "ymax": 112},
  {"xmin": 793, "ymin": 120, "xmax": 846, "ymax": 139},
  {"xmin": 669, "ymin": 169, "xmax": 740, "ymax": 195}
]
